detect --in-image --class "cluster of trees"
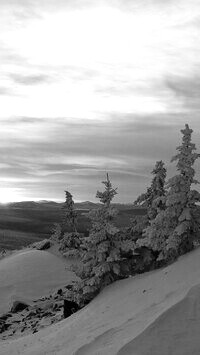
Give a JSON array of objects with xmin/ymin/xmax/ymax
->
[{"xmin": 54, "ymin": 124, "xmax": 200, "ymax": 306}]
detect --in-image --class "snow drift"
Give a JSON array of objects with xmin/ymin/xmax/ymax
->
[
  {"xmin": 0, "ymin": 249, "xmax": 75, "ymax": 315},
  {"xmin": 1, "ymin": 247, "xmax": 200, "ymax": 354},
  {"xmin": 117, "ymin": 284, "xmax": 200, "ymax": 355}
]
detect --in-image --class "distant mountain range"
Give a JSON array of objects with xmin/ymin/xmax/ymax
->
[{"xmin": 3, "ymin": 200, "xmax": 141, "ymax": 211}]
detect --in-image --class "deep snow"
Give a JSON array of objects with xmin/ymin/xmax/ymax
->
[
  {"xmin": 1, "ymin": 247, "xmax": 200, "ymax": 354},
  {"xmin": 0, "ymin": 248, "xmax": 76, "ymax": 315}
]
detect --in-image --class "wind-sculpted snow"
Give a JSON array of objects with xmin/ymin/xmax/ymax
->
[
  {"xmin": 117, "ymin": 284, "xmax": 200, "ymax": 355},
  {"xmin": 1, "ymin": 247, "xmax": 200, "ymax": 354},
  {"xmin": 0, "ymin": 249, "xmax": 75, "ymax": 315},
  {"xmin": 73, "ymin": 285, "xmax": 200, "ymax": 355}
]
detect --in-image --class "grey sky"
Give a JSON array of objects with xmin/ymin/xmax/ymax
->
[{"xmin": 0, "ymin": 0, "xmax": 200, "ymax": 202}]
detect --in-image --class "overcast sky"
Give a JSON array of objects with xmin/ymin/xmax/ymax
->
[{"xmin": 0, "ymin": 0, "xmax": 200, "ymax": 203}]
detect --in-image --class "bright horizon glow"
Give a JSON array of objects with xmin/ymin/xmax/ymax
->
[
  {"xmin": 0, "ymin": 188, "xmax": 64, "ymax": 204},
  {"xmin": 0, "ymin": 188, "xmax": 25, "ymax": 203}
]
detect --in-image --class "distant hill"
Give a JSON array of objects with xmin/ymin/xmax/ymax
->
[
  {"xmin": 6, "ymin": 201, "xmax": 62, "ymax": 210},
  {"xmin": 5, "ymin": 200, "xmax": 99, "ymax": 211},
  {"xmin": 5, "ymin": 200, "xmax": 145, "ymax": 212}
]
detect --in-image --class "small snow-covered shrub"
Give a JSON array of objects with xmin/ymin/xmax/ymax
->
[{"xmin": 59, "ymin": 232, "xmax": 83, "ymax": 258}]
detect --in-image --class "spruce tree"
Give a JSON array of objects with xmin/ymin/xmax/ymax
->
[
  {"xmin": 60, "ymin": 190, "xmax": 81, "ymax": 256},
  {"xmin": 134, "ymin": 160, "xmax": 166, "ymax": 220},
  {"xmin": 73, "ymin": 174, "xmax": 129, "ymax": 305},
  {"xmin": 96, "ymin": 173, "xmax": 118, "ymax": 207},
  {"xmin": 62, "ymin": 190, "xmax": 77, "ymax": 233},
  {"xmin": 138, "ymin": 124, "xmax": 200, "ymax": 261},
  {"xmin": 129, "ymin": 160, "xmax": 166, "ymax": 245}
]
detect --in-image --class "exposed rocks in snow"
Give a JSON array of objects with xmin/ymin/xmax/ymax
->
[
  {"xmin": 0, "ymin": 284, "xmax": 80, "ymax": 341},
  {"xmin": 11, "ymin": 301, "xmax": 29, "ymax": 313},
  {"xmin": 63, "ymin": 299, "xmax": 80, "ymax": 319}
]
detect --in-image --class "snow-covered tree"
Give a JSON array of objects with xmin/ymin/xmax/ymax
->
[
  {"xmin": 73, "ymin": 174, "xmax": 134, "ymax": 305},
  {"xmin": 129, "ymin": 160, "xmax": 166, "ymax": 248},
  {"xmin": 60, "ymin": 190, "xmax": 81, "ymax": 256},
  {"xmin": 123, "ymin": 161, "xmax": 166, "ymax": 273},
  {"xmin": 96, "ymin": 173, "xmax": 118, "ymax": 207},
  {"xmin": 138, "ymin": 124, "xmax": 200, "ymax": 262},
  {"xmin": 134, "ymin": 160, "xmax": 166, "ymax": 220},
  {"xmin": 62, "ymin": 190, "xmax": 77, "ymax": 233}
]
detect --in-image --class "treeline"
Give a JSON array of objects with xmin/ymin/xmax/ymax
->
[{"xmin": 52, "ymin": 124, "xmax": 200, "ymax": 306}]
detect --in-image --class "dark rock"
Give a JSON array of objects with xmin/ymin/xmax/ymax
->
[
  {"xmin": 31, "ymin": 321, "xmax": 38, "ymax": 328},
  {"xmin": 43, "ymin": 311, "xmax": 52, "ymax": 317},
  {"xmin": 0, "ymin": 322, "xmax": 11, "ymax": 333},
  {"xmin": 11, "ymin": 301, "xmax": 29, "ymax": 313},
  {"xmin": 6, "ymin": 313, "xmax": 13, "ymax": 317},
  {"xmin": 57, "ymin": 288, "xmax": 63, "ymax": 295},
  {"xmin": 63, "ymin": 299, "xmax": 79, "ymax": 319},
  {"xmin": 26, "ymin": 311, "xmax": 36, "ymax": 319},
  {"xmin": 52, "ymin": 303, "xmax": 58, "ymax": 311},
  {"xmin": 0, "ymin": 314, "xmax": 11, "ymax": 321}
]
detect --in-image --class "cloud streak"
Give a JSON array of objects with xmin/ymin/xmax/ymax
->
[
  {"xmin": 0, "ymin": 115, "xmax": 199, "ymax": 202},
  {"xmin": 10, "ymin": 74, "xmax": 50, "ymax": 85},
  {"xmin": 166, "ymin": 74, "xmax": 200, "ymax": 111}
]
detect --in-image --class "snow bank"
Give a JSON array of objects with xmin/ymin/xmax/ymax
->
[
  {"xmin": 117, "ymin": 284, "xmax": 200, "ymax": 355},
  {"xmin": 1, "ymin": 247, "xmax": 200, "ymax": 354},
  {"xmin": 0, "ymin": 249, "xmax": 75, "ymax": 315}
]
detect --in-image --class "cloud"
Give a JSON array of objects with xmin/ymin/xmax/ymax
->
[
  {"xmin": 0, "ymin": 0, "xmax": 97, "ymax": 14},
  {"xmin": 0, "ymin": 114, "xmax": 193, "ymax": 162},
  {"xmin": 1, "ymin": 0, "xmax": 199, "ymax": 118},
  {"xmin": 0, "ymin": 87, "xmax": 13, "ymax": 96},
  {"xmin": 3, "ymin": 117, "xmax": 48, "ymax": 124},
  {"xmin": 0, "ymin": 0, "xmax": 200, "ymax": 202},
  {"xmin": 166, "ymin": 74, "xmax": 200, "ymax": 111},
  {"xmin": 0, "ymin": 0, "xmax": 41, "ymax": 21},
  {"xmin": 0, "ymin": 115, "xmax": 199, "ymax": 202},
  {"xmin": 10, "ymin": 73, "xmax": 50, "ymax": 85},
  {"xmin": 0, "ymin": 43, "xmax": 27, "ymax": 65},
  {"xmin": 166, "ymin": 75, "xmax": 200, "ymax": 99}
]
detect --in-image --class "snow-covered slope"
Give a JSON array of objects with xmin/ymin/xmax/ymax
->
[
  {"xmin": 118, "ymin": 284, "xmax": 200, "ymax": 355},
  {"xmin": 1, "ymin": 247, "xmax": 200, "ymax": 355},
  {"xmin": 0, "ymin": 249, "xmax": 75, "ymax": 315}
]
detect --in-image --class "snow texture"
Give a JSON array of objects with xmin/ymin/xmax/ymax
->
[
  {"xmin": 0, "ymin": 249, "xmax": 75, "ymax": 315},
  {"xmin": 1, "ymin": 246, "xmax": 200, "ymax": 354}
]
